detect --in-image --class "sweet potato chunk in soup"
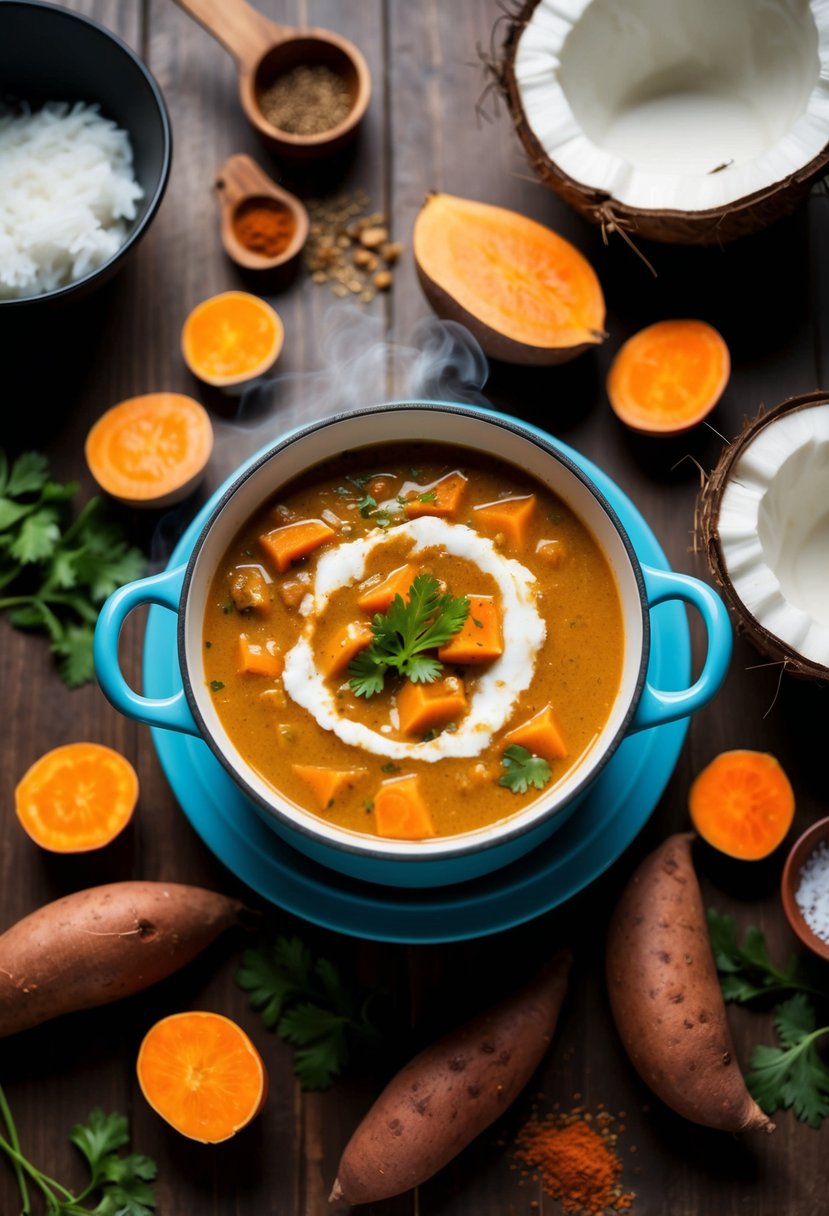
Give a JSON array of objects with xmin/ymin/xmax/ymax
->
[{"xmin": 203, "ymin": 444, "xmax": 624, "ymax": 839}]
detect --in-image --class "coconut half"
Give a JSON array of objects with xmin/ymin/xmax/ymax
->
[
  {"xmin": 698, "ymin": 391, "xmax": 829, "ymax": 680},
  {"xmin": 501, "ymin": 0, "xmax": 829, "ymax": 245}
]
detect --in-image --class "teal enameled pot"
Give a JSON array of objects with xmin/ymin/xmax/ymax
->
[{"xmin": 94, "ymin": 402, "xmax": 732, "ymax": 887}]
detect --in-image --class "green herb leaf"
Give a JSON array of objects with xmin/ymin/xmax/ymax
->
[
  {"xmin": 707, "ymin": 909, "xmax": 816, "ymax": 1003},
  {"xmin": 237, "ymin": 937, "xmax": 383, "ymax": 1091},
  {"xmin": 69, "ymin": 1108, "xmax": 130, "ymax": 1174},
  {"xmin": 53, "ymin": 624, "xmax": 97, "ymax": 688},
  {"xmin": 7, "ymin": 451, "xmax": 49, "ymax": 498},
  {"xmin": 380, "ymin": 761, "xmax": 400, "ymax": 774},
  {"xmin": 349, "ymin": 574, "xmax": 469, "ymax": 698},
  {"xmin": 209, "ymin": 680, "xmax": 225, "ymax": 692},
  {"xmin": 9, "ymin": 506, "xmax": 61, "ymax": 564},
  {"xmin": 0, "ymin": 450, "xmax": 146, "ymax": 687},
  {"xmin": 357, "ymin": 494, "xmax": 378, "ymax": 517},
  {"xmin": 498, "ymin": 744, "xmax": 552, "ymax": 794},
  {"xmin": 419, "ymin": 490, "xmax": 437, "ymax": 503},
  {"xmin": 746, "ymin": 994, "xmax": 829, "ymax": 1127},
  {"xmin": 347, "ymin": 647, "xmax": 387, "ymax": 698}
]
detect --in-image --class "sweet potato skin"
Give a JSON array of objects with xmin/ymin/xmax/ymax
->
[
  {"xmin": 606, "ymin": 833, "xmax": 770, "ymax": 1133},
  {"xmin": 0, "ymin": 882, "xmax": 242, "ymax": 1037},
  {"xmin": 332, "ymin": 950, "xmax": 571, "ymax": 1204}
]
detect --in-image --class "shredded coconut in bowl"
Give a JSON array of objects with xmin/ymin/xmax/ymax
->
[{"xmin": 0, "ymin": 101, "xmax": 144, "ymax": 301}]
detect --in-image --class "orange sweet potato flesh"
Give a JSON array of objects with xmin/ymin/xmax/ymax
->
[
  {"xmin": 331, "ymin": 950, "xmax": 571, "ymax": 1204},
  {"xmin": 0, "ymin": 882, "xmax": 242, "ymax": 1038},
  {"xmin": 414, "ymin": 193, "xmax": 605, "ymax": 366},
  {"xmin": 606, "ymin": 834, "xmax": 771, "ymax": 1133}
]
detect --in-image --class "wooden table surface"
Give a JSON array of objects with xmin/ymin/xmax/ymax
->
[{"xmin": 2, "ymin": 1, "xmax": 828, "ymax": 1212}]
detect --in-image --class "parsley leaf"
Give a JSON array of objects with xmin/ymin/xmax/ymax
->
[
  {"xmin": 498, "ymin": 744, "xmax": 552, "ymax": 794},
  {"xmin": 237, "ymin": 937, "xmax": 383, "ymax": 1090},
  {"xmin": 0, "ymin": 1089, "xmax": 157, "ymax": 1216},
  {"xmin": 69, "ymin": 1108, "xmax": 129, "ymax": 1171},
  {"xmin": 349, "ymin": 573, "xmax": 469, "ymax": 698},
  {"xmin": 0, "ymin": 449, "xmax": 146, "ymax": 687},
  {"xmin": 707, "ymin": 909, "xmax": 821, "ymax": 1003},
  {"xmin": 357, "ymin": 494, "xmax": 377, "ymax": 517},
  {"xmin": 746, "ymin": 994, "xmax": 829, "ymax": 1127}
]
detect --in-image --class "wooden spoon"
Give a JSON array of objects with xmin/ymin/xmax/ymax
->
[
  {"xmin": 215, "ymin": 154, "xmax": 309, "ymax": 271},
  {"xmin": 173, "ymin": 0, "xmax": 371, "ymax": 157}
]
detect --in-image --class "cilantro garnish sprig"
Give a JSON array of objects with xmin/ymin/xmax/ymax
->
[
  {"xmin": 746, "ymin": 994, "xmax": 829, "ymax": 1127},
  {"xmin": 0, "ymin": 450, "xmax": 146, "ymax": 686},
  {"xmin": 707, "ymin": 909, "xmax": 829, "ymax": 1126},
  {"xmin": 349, "ymin": 573, "xmax": 469, "ymax": 698},
  {"xmin": 0, "ymin": 1089, "xmax": 156, "ymax": 1215},
  {"xmin": 707, "ymin": 909, "xmax": 822, "ymax": 1004},
  {"xmin": 498, "ymin": 744, "xmax": 552, "ymax": 794},
  {"xmin": 237, "ymin": 936, "xmax": 383, "ymax": 1091}
]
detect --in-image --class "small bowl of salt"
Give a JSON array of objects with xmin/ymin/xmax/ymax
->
[{"xmin": 782, "ymin": 817, "xmax": 829, "ymax": 963}]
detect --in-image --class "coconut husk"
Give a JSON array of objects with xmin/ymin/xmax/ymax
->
[
  {"xmin": 497, "ymin": 0, "xmax": 829, "ymax": 247},
  {"xmin": 696, "ymin": 390, "xmax": 829, "ymax": 682}
]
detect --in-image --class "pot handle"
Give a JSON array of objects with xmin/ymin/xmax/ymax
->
[
  {"xmin": 93, "ymin": 565, "xmax": 200, "ymax": 736},
  {"xmin": 630, "ymin": 564, "xmax": 732, "ymax": 733}
]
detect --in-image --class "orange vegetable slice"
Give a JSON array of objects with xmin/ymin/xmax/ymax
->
[
  {"xmin": 137, "ymin": 1011, "xmax": 267, "ymax": 1143},
  {"xmin": 14, "ymin": 742, "xmax": 138, "ymax": 853},
  {"xmin": 404, "ymin": 472, "xmax": 468, "ymax": 519},
  {"xmin": 397, "ymin": 677, "xmax": 467, "ymax": 737},
  {"xmin": 503, "ymin": 705, "xmax": 567, "ymax": 762},
  {"xmin": 259, "ymin": 518, "xmax": 336, "ymax": 573},
  {"xmin": 318, "ymin": 621, "xmax": 373, "ymax": 678},
  {"xmin": 474, "ymin": 495, "xmax": 536, "ymax": 549},
  {"xmin": 607, "ymin": 320, "xmax": 730, "ymax": 435},
  {"xmin": 413, "ymin": 193, "xmax": 606, "ymax": 365},
  {"xmin": 236, "ymin": 635, "xmax": 283, "ymax": 677},
  {"xmin": 437, "ymin": 595, "xmax": 502, "ymax": 665},
  {"xmin": 292, "ymin": 765, "xmax": 367, "ymax": 809},
  {"xmin": 181, "ymin": 290, "xmax": 284, "ymax": 388},
  {"xmin": 358, "ymin": 565, "xmax": 415, "ymax": 615},
  {"xmin": 688, "ymin": 750, "xmax": 795, "ymax": 860},
  {"xmin": 374, "ymin": 775, "xmax": 435, "ymax": 840},
  {"xmin": 85, "ymin": 393, "xmax": 213, "ymax": 508}
]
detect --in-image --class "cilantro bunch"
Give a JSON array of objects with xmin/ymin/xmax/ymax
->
[
  {"xmin": 349, "ymin": 573, "xmax": 469, "ymax": 698},
  {"xmin": 0, "ymin": 451, "xmax": 145, "ymax": 686},
  {"xmin": 0, "ymin": 1088, "xmax": 156, "ymax": 1215},
  {"xmin": 237, "ymin": 936, "xmax": 383, "ymax": 1090},
  {"xmin": 708, "ymin": 909, "xmax": 829, "ymax": 1127}
]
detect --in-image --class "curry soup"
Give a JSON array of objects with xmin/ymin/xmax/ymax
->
[{"xmin": 202, "ymin": 443, "xmax": 624, "ymax": 840}]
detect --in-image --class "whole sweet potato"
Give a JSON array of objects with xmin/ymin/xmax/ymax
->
[
  {"xmin": 606, "ymin": 833, "xmax": 770, "ymax": 1132},
  {"xmin": 0, "ymin": 881, "xmax": 243, "ymax": 1037},
  {"xmin": 331, "ymin": 949, "xmax": 571, "ymax": 1205}
]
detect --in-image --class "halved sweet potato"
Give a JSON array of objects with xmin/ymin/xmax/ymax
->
[{"xmin": 413, "ymin": 193, "xmax": 605, "ymax": 365}]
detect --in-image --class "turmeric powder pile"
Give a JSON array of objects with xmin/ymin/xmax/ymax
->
[{"xmin": 514, "ymin": 1108, "xmax": 635, "ymax": 1215}]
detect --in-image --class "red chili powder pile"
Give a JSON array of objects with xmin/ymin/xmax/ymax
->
[{"xmin": 514, "ymin": 1108, "xmax": 635, "ymax": 1215}]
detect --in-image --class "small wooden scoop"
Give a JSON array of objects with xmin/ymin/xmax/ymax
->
[
  {"xmin": 173, "ymin": 0, "xmax": 371, "ymax": 157},
  {"xmin": 215, "ymin": 154, "xmax": 309, "ymax": 270}
]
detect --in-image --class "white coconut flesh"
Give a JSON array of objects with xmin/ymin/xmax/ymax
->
[
  {"xmin": 514, "ymin": 0, "xmax": 829, "ymax": 212},
  {"xmin": 717, "ymin": 403, "xmax": 829, "ymax": 667}
]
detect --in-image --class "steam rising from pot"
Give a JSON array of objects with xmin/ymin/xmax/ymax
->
[{"xmin": 151, "ymin": 309, "xmax": 490, "ymax": 567}]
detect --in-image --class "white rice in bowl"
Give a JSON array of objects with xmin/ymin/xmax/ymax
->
[{"xmin": 0, "ymin": 101, "xmax": 144, "ymax": 301}]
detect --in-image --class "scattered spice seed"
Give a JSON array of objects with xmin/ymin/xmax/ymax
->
[
  {"xmin": 304, "ymin": 191, "xmax": 402, "ymax": 304},
  {"xmin": 259, "ymin": 64, "xmax": 352, "ymax": 135}
]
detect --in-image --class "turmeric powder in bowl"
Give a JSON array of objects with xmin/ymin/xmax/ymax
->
[{"xmin": 233, "ymin": 198, "xmax": 296, "ymax": 259}]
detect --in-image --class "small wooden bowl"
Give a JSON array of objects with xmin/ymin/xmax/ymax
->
[
  {"xmin": 215, "ymin": 154, "xmax": 308, "ymax": 271},
  {"xmin": 173, "ymin": 0, "xmax": 370, "ymax": 158},
  {"xmin": 781, "ymin": 816, "xmax": 829, "ymax": 962}
]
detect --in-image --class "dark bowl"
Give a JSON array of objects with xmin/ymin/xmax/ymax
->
[
  {"xmin": 781, "ymin": 816, "xmax": 829, "ymax": 963},
  {"xmin": 0, "ymin": 0, "xmax": 172, "ymax": 309}
]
